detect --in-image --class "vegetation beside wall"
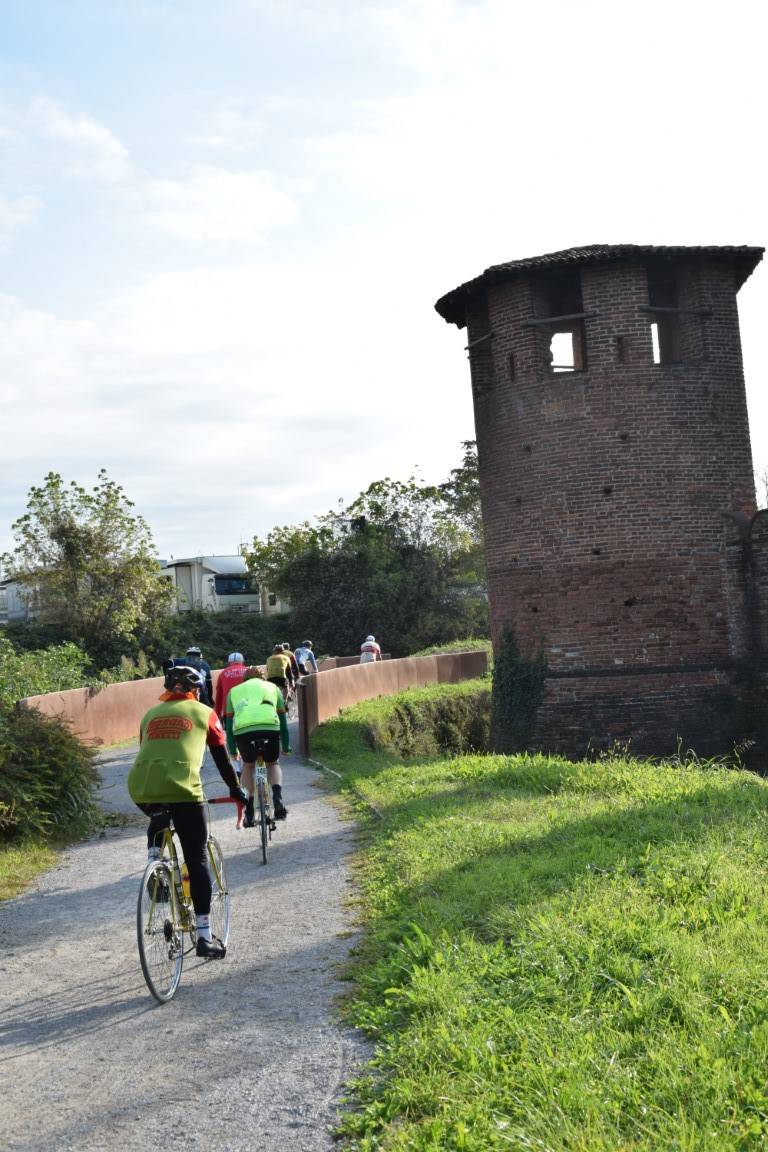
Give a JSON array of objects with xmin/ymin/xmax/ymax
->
[
  {"xmin": 0, "ymin": 637, "xmax": 94, "ymax": 704},
  {"xmin": 145, "ymin": 607, "xmax": 295, "ymax": 669},
  {"xmin": 312, "ymin": 679, "xmax": 491, "ymax": 768},
  {"xmin": 491, "ymin": 624, "xmax": 546, "ymax": 752},
  {"xmin": 0, "ymin": 704, "xmax": 98, "ymax": 843}
]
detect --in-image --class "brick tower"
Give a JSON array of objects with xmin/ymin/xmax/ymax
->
[{"xmin": 435, "ymin": 245, "xmax": 764, "ymax": 755}]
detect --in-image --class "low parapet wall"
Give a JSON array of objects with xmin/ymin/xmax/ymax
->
[
  {"xmin": 19, "ymin": 650, "xmax": 488, "ymax": 751},
  {"xmin": 19, "ymin": 676, "xmax": 168, "ymax": 746},
  {"xmin": 297, "ymin": 649, "xmax": 488, "ymax": 756},
  {"xmin": 19, "ymin": 667, "xmax": 235, "ymax": 746}
]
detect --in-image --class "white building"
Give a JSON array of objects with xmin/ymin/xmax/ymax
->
[
  {"xmin": 163, "ymin": 555, "xmax": 288, "ymax": 615},
  {"xmin": 0, "ymin": 579, "xmax": 32, "ymax": 624}
]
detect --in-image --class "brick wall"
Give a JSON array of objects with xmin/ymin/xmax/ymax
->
[{"xmin": 460, "ymin": 253, "xmax": 761, "ymax": 755}]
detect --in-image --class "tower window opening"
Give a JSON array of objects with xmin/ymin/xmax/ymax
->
[
  {"xmin": 550, "ymin": 331, "xmax": 575, "ymax": 372},
  {"xmin": 547, "ymin": 323, "xmax": 586, "ymax": 372},
  {"xmin": 647, "ymin": 263, "xmax": 681, "ymax": 365}
]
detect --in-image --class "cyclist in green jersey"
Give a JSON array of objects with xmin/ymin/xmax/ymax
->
[
  {"xmin": 224, "ymin": 666, "xmax": 291, "ymax": 824},
  {"xmin": 128, "ymin": 664, "xmax": 247, "ymax": 958}
]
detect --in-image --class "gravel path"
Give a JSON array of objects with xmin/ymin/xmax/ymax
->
[{"xmin": 0, "ymin": 731, "xmax": 370, "ymax": 1152}]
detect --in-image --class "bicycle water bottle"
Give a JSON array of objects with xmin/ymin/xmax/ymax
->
[{"xmin": 181, "ymin": 863, "xmax": 191, "ymax": 900}]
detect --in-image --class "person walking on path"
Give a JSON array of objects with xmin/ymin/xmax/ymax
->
[{"xmin": 360, "ymin": 635, "xmax": 382, "ymax": 664}]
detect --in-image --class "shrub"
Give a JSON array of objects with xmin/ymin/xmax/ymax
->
[
  {"xmin": 0, "ymin": 637, "xmax": 93, "ymax": 707},
  {"xmin": 0, "ymin": 703, "xmax": 99, "ymax": 842},
  {"xmin": 142, "ymin": 608, "xmax": 294, "ymax": 669}
]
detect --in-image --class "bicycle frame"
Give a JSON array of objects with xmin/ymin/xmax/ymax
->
[{"xmin": 137, "ymin": 795, "xmax": 242, "ymax": 1002}]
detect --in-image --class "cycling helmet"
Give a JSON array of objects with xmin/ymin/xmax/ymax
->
[
  {"xmin": 186, "ymin": 645, "xmax": 202, "ymax": 657},
  {"xmin": 282, "ymin": 642, "xmax": 291, "ymax": 650},
  {"xmin": 164, "ymin": 664, "xmax": 205, "ymax": 693},
  {"xmin": 273, "ymin": 643, "xmax": 283, "ymax": 652},
  {"xmin": 302, "ymin": 640, "xmax": 312, "ymax": 649},
  {"xmin": 227, "ymin": 652, "xmax": 244, "ymax": 663},
  {"xmin": 364, "ymin": 635, "xmax": 375, "ymax": 643}
]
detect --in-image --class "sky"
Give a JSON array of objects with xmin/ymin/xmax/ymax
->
[{"xmin": 1, "ymin": 0, "xmax": 766, "ymax": 561}]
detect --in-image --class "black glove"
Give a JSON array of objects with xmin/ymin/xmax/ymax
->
[{"xmin": 230, "ymin": 786, "xmax": 248, "ymax": 804}]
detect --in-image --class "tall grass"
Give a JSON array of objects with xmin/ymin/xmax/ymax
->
[{"xmin": 314, "ymin": 698, "xmax": 768, "ymax": 1150}]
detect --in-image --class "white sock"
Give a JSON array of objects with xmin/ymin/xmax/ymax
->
[{"xmin": 197, "ymin": 914, "xmax": 212, "ymax": 942}]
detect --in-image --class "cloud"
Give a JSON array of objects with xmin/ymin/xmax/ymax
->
[
  {"xmin": 28, "ymin": 96, "xmax": 131, "ymax": 183},
  {"xmin": 139, "ymin": 169, "xmax": 300, "ymax": 245},
  {"xmin": 0, "ymin": 193, "xmax": 42, "ymax": 250}
]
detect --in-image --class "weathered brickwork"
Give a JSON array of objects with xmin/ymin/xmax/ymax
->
[{"xmin": 436, "ymin": 245, "xmax": 764, "ymax": 756}]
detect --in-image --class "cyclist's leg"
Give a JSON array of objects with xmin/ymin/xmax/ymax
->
[
  {"xmin": 263, "ymin": 731, "xmax": 287, "ymax": 819},
  {"xmin": 235, "ymin": 733, "xmax": 258, "ymax": 825},
  {"xmin": 138, "ymin": 803, "xmax": 171, "ymax": 858},
  {"xmin": 170, "ymin": 802, "xmax": 225, "ymax": 959}
]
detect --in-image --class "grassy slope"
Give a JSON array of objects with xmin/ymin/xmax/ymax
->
[
  {"xmin": 0, "ymin": 840, "xmax": 58, "ymax": 901},
  {"xmin": 313, "ymin": 695, "xmax": 768, "ymax": 1150}
]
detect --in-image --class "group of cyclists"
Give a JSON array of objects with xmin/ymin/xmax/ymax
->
[
  {"xmin": 128, "ymin": 634, "xmax": 380, "ymax": 961},
  {"xmin": 127, "ymin": 639, "xmax": 320, "ymax": 960}
]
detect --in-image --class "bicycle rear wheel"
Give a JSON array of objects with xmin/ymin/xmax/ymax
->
[
  {"xmin": 207, "ymin": 835, "xmax": 231, "ymax": 945},
  {"xmin": 137, "ymin": 860, "xmax": 184, "ymax": 1003},
  {"xmin": 257, "ymin": 778, "xmax": 269, "ymax": 865}
]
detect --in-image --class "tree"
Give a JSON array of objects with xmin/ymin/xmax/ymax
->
[
  {"xmin": 245, "ymin": 446, "xmax": 489, "ymax": 656},
  {"xmin": 1, "ymin": 471, "xmax": 173, "ymax": 668}
]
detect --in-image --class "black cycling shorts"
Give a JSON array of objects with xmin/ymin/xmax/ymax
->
[
  {"xmin": 267, "ymin": 676, "xmax": 288, "ymax": 696},
  {"xmin": 235, "ymin": 730, "xmax": 280, "ymax": 764}
]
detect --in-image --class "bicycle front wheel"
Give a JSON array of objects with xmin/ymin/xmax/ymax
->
[
  {"xmin": 257, "ymin": 779, "xmax": 269, "ymax": 865},
  {"xmin": 207, "ymin": 835, "xmax": 231, "ymax": 946},
  {"xmin": 137, "ymin": 860, "xmax": 184, "ymax": 1003}
]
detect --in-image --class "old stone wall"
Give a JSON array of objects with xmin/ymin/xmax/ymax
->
[{"xmin": 467, "ymin": 255, "xmax": 758, "ymax": 755}]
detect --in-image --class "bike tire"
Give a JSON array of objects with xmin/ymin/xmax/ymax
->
[
  {"xmin": 257, "ymin": 779, "xmax": 269, "ymax": 865},
  {"xmin": 207, "ymin": 835, "xmax": 231, "ymax": 946},
  {"xmin": 137, "ymin": 860, "xmax": 184, "ymax": 1003}
]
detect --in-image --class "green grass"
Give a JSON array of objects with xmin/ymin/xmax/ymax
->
[
  {"xmin": 0, "ymin": 839, "xmax": 58, "ymax": 901},
  {"xmin": 410, "ymin": 637, "xmax": 493, "ymax": 666},
  {"xmin": 313, "ymin": 699, "xmax": 768, "ymax": 1150}
]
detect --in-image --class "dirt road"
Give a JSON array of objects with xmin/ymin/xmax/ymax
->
[{"xmin": 0, "ymin": 734, "xmax": 368, "ymax": 1151}]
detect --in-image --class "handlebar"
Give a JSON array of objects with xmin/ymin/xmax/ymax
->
[{"xmin": 209, "ymin": 795, "xmax": 245, "ymax": 829}]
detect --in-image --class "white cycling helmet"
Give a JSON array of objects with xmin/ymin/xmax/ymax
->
[
  {"xmin": 364, "ymin": 635, "xmax": 375, "ymax": 642},
  {"xmin": 227, "ymin": 651, "xmax": 244, "ymax": 663}
]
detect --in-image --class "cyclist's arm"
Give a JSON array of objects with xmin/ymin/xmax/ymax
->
[
  {"xmin": 276, "ymin": 695, "xmax": 291, "ymax": 753},
  {"xmin": 206, "ymin": 711, "xmax": 240, "ymax": 791},
  {"xmin": 308, "ymin": 652, "xmax": 318, "ymax": 672},
  {"xmin": 221, "ymin": 690, "xmax": 238, "ymax": 756}
]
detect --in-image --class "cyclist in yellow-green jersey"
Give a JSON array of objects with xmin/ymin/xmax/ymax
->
[{"xmin": 224, "ymin": 666, "xmax": 291, "ymax": 824}]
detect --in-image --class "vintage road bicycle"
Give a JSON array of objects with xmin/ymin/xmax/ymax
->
[{"xmin": 136, "ymin": 795, "xmax": 243, "ymax": 1003}]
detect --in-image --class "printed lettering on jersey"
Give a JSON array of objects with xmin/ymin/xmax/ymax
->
[{"xmin": 147, "ymin": 716, "xmax": 194, "ymax": 740}]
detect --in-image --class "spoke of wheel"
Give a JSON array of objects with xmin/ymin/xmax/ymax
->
[
  {"xmin": 207, "ymin": 836, "xmax": 231, "ymax": 946},
  {"xmin": 137, "ymin": 861, "xmax": 184, "ymax": 1003}
]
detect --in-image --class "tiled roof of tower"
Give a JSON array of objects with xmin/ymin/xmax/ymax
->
[{"xmin": 434, "ymin": 244, "xmax": 764, "ymax": 327}]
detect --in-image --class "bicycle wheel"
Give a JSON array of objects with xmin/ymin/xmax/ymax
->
[
  {"xmin": 257, "ymin": 778, "xmax": 269, "ymax": 865},
  {"xmin": 137, "ymin": 860, "xmax": 184, "ymax": 1003},
  {"xmin": 207, "ymin": 835, "xmax": 231, "ymax": 946}
]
